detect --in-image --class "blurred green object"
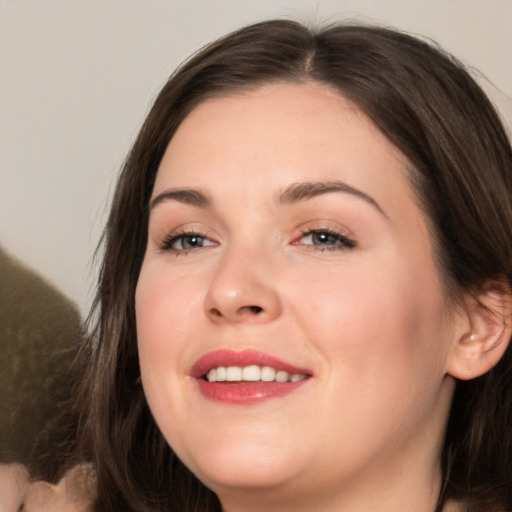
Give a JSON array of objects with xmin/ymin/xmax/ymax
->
[{"xmin": 0, "ymin": 246, "xmax": 82, "ymax": 464}]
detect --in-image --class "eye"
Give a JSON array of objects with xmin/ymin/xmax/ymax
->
[
  {"xmin": 295, "ymin": 229, "xmax": 356, "ymax": 251},
  {"xmin": 160, "ymin": 232, "xmax": 216, "ymax": 253}
]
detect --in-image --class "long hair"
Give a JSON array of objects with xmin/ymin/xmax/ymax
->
[{"xmin": 70, "ymin": 20, "xmax": 512, "ymax": 511}]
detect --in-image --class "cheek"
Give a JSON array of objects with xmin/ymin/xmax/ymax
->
[
  {"xmin": 135, "ymin": 264, "xmax": 205, "ymax": 427},
  {"xmin": 268, "ymin": 258, "xmax": 455, "ymax": 476},
  {"xmin": 288, "ymin": 255, "xmax": 451, "ymax": 385},
  {"xmin": 136, "ymin": 263, "xmax": 204, "ymax": 356}
]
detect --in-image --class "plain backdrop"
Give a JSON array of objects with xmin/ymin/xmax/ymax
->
[{"xmin": 1, "ymin": 0, "xmax": 511, "ymax": 316}]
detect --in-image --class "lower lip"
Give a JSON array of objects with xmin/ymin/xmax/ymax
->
[{"xmin": 196, "ymin": 379, "xmax": 309, "ymax": 405}]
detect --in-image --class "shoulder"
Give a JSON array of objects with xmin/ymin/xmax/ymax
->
[{"xmin": 22, "ymin": 464, "xmax": 96, "ymax": 512}]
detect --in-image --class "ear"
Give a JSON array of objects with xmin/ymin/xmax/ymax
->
[{"xmin": 447, "ymin": 279, "xmax": 512, "ymax": 381}]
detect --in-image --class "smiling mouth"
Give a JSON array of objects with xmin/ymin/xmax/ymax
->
[
  {"xmin": 193, "ymin": 349, "xmax": 313, "ymax": 404},
  {"xmin": 204, "ymin": 365, "xmax": 309, "ymax": 383}
]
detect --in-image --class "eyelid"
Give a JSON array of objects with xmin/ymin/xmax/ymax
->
[
  {"xmin": 155, "ymin": 223, "xmax": 219, "ymax": 253},
  {"xmin": 292, "ymin": 220, "xmax": 354, "ymax": 240},
  {"xmin": 290, "ymin": 221, "xmax": 357, "ymax": 250}
]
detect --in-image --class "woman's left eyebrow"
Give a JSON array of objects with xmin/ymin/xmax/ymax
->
[{"xmin": 276, "ymin": 180, "xmax": 388, "ymax": 218}]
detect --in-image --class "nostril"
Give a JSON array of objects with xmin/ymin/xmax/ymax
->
[{"xmin": 207, "ymin": 304, "xmax": 266, "ymax": 321}]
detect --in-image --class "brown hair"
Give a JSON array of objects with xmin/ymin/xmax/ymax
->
[{"xmin": 67, "ymin": 20, "xmax": 512, "ymax": 511}]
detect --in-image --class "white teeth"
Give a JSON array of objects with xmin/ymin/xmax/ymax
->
[
  {"xmin": 275, "ymin": 370, "xmax": 290, "ymax": 383},
  {"xmin": 205, "ymin": 365, "xmax": 308, "ymax": 384},
  {"xmin": 226, "ymin": 366, "xmax": 242, "ymax": 381},
  {"xmin": 260, "ymin": 366, "xmax": 276, "ymax": 382},
  {"xmin": 242, "ymin": 365, "xmax": 261, "ymax": 381}
]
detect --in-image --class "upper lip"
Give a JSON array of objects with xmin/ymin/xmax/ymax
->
[{"xmin": 191, "ymin": 349, "xmax": 313, "ymax": 379}]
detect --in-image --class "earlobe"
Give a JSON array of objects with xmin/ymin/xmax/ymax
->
[{"xmin": 447, "ymin": 281, "xmax": 512, "ymax": 381}]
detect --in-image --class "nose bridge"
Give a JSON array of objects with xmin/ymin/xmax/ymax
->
[{"xmin": 204, "ymin": 237, "xmax": 282, "ymax": 323}]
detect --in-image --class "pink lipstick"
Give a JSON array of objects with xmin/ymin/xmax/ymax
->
[{"xmin": 191, "ymin": 349, "xmax": 312, "ymax": 405}]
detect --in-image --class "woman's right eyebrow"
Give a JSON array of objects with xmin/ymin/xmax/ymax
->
[{"xmin": 149, "ymin": 188, "xmax": 211, "ymax": 210}]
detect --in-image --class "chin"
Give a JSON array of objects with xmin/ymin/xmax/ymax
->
[
  {"xmin": 196, "ymin": 462, "xmax": 297, "ymax": 498},
  {"xmin": 181, "ymin": 438, "xmax": 306, "ymax": 493}
]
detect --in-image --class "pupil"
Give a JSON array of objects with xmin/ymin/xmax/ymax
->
[
  {"xmin": 185, "ymin": 236, "xmax": 201, "ymax": 248},
  {"xmin": 314, "ymin": 232, "xmax": 335, "ymax": 245}
]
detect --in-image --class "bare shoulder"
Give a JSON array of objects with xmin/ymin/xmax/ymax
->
[{"xmin": 22, "ymin": 464, "xmax": 96, "ymax": 512}]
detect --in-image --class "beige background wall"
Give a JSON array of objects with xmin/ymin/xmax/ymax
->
[{"xmin": 1, "ymin": 0, "xmax": 511, "ymax": 315}]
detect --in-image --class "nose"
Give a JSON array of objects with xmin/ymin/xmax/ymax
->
[{"xmin": 204, "ymin": 246, "xmax": 282, "ymax": 324}]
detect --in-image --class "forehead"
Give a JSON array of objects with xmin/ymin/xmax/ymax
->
[
  {"xmin": 154, "ymin": 82, "xmax": 415, "ymax": 217},
  {"xmin": 161, "ymin": 82, "xmax": 395, "ymax": 166}
]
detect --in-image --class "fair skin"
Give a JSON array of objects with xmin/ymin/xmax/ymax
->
[
  {"xmin": 0, "ymin": 463, "xmax": 29, "ymax": 512},
  {"xmin": 136, "ymin": 82, "xmax": 505, "ymax": 512}
]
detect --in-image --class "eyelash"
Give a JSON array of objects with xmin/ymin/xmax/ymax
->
[
  {"xmin": 158, "ymin": 230, "xmax": 215, "ymax": 254},
  {"xmin": 159, "ymin": 227, "xmax": 356, "ymax": 255},
  {"xmin": 294, "ymin": 228, "xmax": 356, "ymax": 252}
]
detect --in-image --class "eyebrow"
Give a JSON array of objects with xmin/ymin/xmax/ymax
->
[
  {"xmin": 149, "ymin": 179, "xmax": 387, "ymax": 218},
  {"xmin": 150, "ymin": 188, "xmax": 211, "ymax": 210},
  {"xmin": 276, "ymin": 180, "xmax": 387, "ymax": 217}
]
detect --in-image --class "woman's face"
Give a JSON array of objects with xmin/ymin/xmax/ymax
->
[{"xmin": 136, "ymin": 82, "xmax": 463, "ymax": 508}]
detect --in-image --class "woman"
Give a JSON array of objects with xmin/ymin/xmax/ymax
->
[{"xmin": 25, "ymin": 19, "xmax": 512, "ymax": 512}]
